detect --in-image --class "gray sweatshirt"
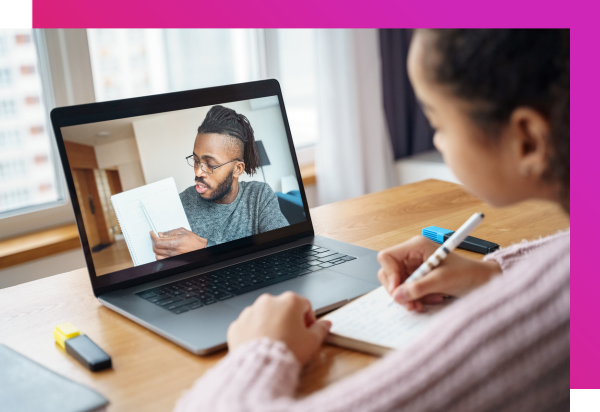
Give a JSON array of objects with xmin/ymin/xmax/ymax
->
[{"xmin": 179, "ymin": 181, "xmax": 290, "ymax": 246}]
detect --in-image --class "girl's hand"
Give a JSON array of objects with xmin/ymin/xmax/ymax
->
[
  {"xmin": 227, "ymin": 292, "xmax": 332, "ymax": 366},
  {"xmin": 377, "ymin": 236, "xmax": 501, "ymax": 312}
]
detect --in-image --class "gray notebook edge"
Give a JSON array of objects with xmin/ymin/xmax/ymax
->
[{"xmin": 0, "ymin": 344, "xmax": 109, "ymax": 412}]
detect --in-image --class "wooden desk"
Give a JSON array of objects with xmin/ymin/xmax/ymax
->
[{"xmin": 0, "ymin": 180, "xmax": 569, "ymax": 411}]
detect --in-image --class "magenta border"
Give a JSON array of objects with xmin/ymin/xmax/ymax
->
[
  {"xmin": 32, "ymin": 0, "xmax": 596, "ymax": 388},
  {"xmin": 29, "ymin": 0, "xmax": 587, "ymax": 29}
]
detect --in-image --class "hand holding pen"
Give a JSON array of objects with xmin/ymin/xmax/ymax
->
[{"xmin": 377, "ymin": 213, "xmax": 502, "ymax": 312}]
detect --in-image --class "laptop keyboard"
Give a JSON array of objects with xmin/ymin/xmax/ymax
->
[{"xmin": 136, "ymin": 244, "xmax": 356, "ymax": 315}]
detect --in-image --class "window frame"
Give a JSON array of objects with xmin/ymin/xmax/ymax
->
[
  {"xmin": 263, "ymin": 29, "xmax": 318, "ymax": 150},
  {"xmin": 0, "ymin": 29, "xmax": 96, "ymax": 239},
  {"xmin": 1, "ymin": 29, "xmax": 316, "ymax": 240}
]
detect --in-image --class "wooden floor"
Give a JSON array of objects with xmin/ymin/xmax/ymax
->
[{"xmin": 93, "ymin": 239, "xmax": 133, "ymax": 276}]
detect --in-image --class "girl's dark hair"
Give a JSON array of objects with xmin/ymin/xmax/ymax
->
[
  {"xmin": 198, "ymin": 105, "xmax": 260, "ymax": 176},
  {"xmin": 424, "ymin": 29, "xmax": 570, "ymax": 212}
]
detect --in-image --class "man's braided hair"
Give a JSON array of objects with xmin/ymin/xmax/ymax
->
[{"xmin": 198, "ymin": 105, "xmax": 260, "ymax": 176}]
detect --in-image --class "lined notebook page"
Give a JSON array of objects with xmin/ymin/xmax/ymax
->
[
  {"xmin": 324, "ymin": 286, "xmax": 444, "ymax": 351},
  {"xmin": 111, "ymin": 178, "xmax": 191, "ymax": 266}
]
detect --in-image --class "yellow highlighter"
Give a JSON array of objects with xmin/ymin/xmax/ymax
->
[
  {"xmin": 54, "ymin": 322, "xmax": 112, "ymax": 371},
  {"xmin": 54, "ymin": 322, "xmax": 81, "ymax": 349}
]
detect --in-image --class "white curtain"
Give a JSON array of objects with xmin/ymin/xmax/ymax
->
[{"xmin": 315, "ymin": 29, "xmax": 397, "ymax": 205}]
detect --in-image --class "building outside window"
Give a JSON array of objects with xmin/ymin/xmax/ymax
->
[
  {"xmin": 0, "ymin": 28, "xmax": 318, "ymax": 221},
  {"xmin": 0, "ymin": 29, "xmax": 60, "ymax": 215}
]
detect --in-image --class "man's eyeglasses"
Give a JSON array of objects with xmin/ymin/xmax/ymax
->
[{"xmin": 186, "ymin": 155, "xmax": 241, "ymax": 174}]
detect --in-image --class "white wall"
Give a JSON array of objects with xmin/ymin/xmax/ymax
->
[
  {"xmin": 132, "ymin": 97, "xmax": 299, "ymax": 194},
  {"xmin": 94, "ymin": 137, "xmax": 146, "ymax": 191},
  {"xmin": 117, "ymin": 162, "xmax": 146, "ymax": 192},
  {"xmin": 395, "ymin": 150, "xmax": 459, "ymax": 186}
]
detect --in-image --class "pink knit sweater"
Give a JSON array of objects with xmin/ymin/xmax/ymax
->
[{"xmin": 174, "ymin": 231, "xmax": 570, "ymax": 412}]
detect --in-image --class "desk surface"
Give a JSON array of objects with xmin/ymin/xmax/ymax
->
[{"xmin": 0, "ymin": 180, "xmax": 569, "ymax": 411}]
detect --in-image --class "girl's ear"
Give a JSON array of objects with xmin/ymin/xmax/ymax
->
[{"xmin": 507, "ymin": 107, "xmax": 552, "ymax": 180}]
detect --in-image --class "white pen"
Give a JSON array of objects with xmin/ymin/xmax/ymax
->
[
  {"xmin": 388, "ymin": 212, "xmax": 485, "ymax": 306},
  {"xmin": 140, "ymin": 200, "xmax": 159, "ymax": 236}
]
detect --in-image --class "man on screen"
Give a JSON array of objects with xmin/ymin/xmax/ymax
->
[{"xmin": 150, "ymin": 105, "xmax": 290, "ymax": 260}]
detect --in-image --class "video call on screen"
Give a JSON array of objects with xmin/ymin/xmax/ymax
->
[{"xmin": 60, "ymin": 96, "xmax": 305, "ymax": 276}]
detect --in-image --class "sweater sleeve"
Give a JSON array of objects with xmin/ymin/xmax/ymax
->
[
  {"xmin": 483, "ymin": 230, "xmax": 569, "ymax": 273},
  {"xmin": 174, "ymin": 255, "xmax": 569, "ymax": 412},
  {"xmin": 173, "ymin": 231, "xmax": 570, "ymax": 412},
  {"xmin": 173, "ymin": 338, "xmax": 300, "ymax": 412}
]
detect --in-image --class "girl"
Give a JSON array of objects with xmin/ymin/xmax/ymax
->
[{"xmin": 174, "ymin": 29, "xmax": 569, "ymax": 412}]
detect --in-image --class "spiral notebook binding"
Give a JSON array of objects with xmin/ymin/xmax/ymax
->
[{"xmin": 111, "ymin": 198, "xmax": 139, "ymax": 266}]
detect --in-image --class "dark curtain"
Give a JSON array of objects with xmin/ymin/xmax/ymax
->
[{"xmin": 379, "ymin": 29, "xmax": 435, "ymax": 160}]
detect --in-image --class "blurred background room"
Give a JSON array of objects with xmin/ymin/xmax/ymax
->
[{"xmin": 0, "ymin": 29, "xmax": 457, "ymax": 289}]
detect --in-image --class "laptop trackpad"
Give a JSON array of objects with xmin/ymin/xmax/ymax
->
[{"xmin": 224, "ymin": 270, "xmax": 377, "ymax": 313}]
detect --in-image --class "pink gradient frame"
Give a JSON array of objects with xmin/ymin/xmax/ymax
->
[{"xmin": 32, "ymin": 0, "xmax": 595, "ymax": 388}]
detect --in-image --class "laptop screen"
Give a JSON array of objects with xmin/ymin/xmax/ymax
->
[{"xmin": 55, "ymin": 87, "xmax": 311, "ymax": 290}]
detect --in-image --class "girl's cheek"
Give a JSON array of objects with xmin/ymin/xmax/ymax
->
[
  {"xmin": 433, "ymin": 131, "xmax": 461, "ymax": 181},
  {"xmin": 433, "ymin": 131, "xmax": 444, "ymax": 153}
]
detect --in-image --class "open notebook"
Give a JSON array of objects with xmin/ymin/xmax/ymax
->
[
  {"xmin": 323, "ymin": 286, "xmax": 447, "ymax": 356},
  {"xmin": 111, "ymin": 177, "xmax": 191, "ymax": 266}
]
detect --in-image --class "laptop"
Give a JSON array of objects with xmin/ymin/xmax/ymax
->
[{"xmin": 50, "ymin": 80, "xmax": 380, "ymax": 355}]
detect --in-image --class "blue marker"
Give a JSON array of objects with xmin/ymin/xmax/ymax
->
[{"xmin": 389, "ymin": 212, "xmax": 485, "ymax": 306}]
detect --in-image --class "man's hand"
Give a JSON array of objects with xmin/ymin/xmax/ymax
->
[
  {"xmin": 377, "ymin": 236, "xmax": 502, "ymax": 312},
  {"xmin": 150, "ymin": 228, "xmax": 208, "ymax": 260},
  {"xmin": 227, "ymin": 292, "xmax": 331, "ymax": 366}
]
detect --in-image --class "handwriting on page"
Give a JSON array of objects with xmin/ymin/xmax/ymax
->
[{"xmin": 326, "ymin": 287, "xmax": 443, "ymax": 349}]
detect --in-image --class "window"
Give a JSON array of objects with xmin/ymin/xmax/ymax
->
[
  {"xmin": 15, "ymin": 34, "xmax": 31, "ymax": 45},
  {"xmin": 25, "ymin": 95, "xmax": 40, "ymax": 105},
  {"xmin": 87, "ymin": 29, "xmax": 260, "ymax": 102},
  {"xmin": 87, "ymin": 29, "xmax": 319, "ymax": 147},
  {"xmin": 20, "ymin": 65, "xmax": 35, "ymax": 75},
  {"xmin": 0, "ymin": 159, "xmax": 26, "ymax": 180},
  {"xmin": 0, "ymin": 129, "xmax": 20, "ymax": 148},
  {"xmin": 0, "ymin": 99, "xmax": 16, "ymax": 118},
  {"xmin": 274, "ymin": 29, "xmax": 318, "ymax": 148},
  {"xmin": 0, "ymin": 188, "xmax": 30, "ymax": 210},
  {"xmin": 0, "ymin": 67, "xmax": 11, "ymax": 87},
  {"xmin": 0, "ymin": 37, "xmax": 8, "ymax": 57},
  {"xmin": 0, "ymin": 29, "xmax": 61, "ymax": 215},
  {"xmin": 1, "ymin": 29, "xmax": 318, "ymax": 237}
]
